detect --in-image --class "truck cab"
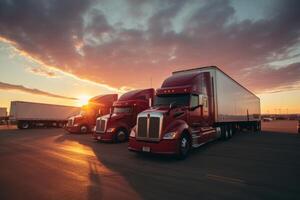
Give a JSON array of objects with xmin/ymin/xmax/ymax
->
[
  {"xmin": 66, "ymin": 94, "xmax": 118, "ymax": 134},
  {"xmin": 93, "ymin": 88, "xmax": 154, "ymax": 143},
  {"xmin": 128, "ymin": 73, "xmax": 213, "ymax": 158}
]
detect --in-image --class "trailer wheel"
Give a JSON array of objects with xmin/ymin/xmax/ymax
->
[
  {"xmin": 114, "ymin": 129, "xmax": 128, "ymax": 143},
  {"xmin": 57, "ymin": 122, "xmax": 64, "ymax": 128},
  {"xmin": 80, "ymin": 125, "xmax": 89, "ymax": 134},
  {"xmin": 221, "ymin": 126, "xmax": 229, "ymax": 140},
  {"xmin": 228, "ymin": 126, "xmax": 233, "ymax": 138},
  {"xmin": 20, "ymin": 121, "xmax": 30, "ymax": 129},
  {"xmin": 177, "ymin": 134, "xmax": 191, "ymax": 160},
  {"xmin": 256, "ymin": 122, "xmax": 261, "ymax": 133}
]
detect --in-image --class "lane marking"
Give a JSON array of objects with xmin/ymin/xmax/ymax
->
[{"xmin": 206, "ymin": 174, "xmax": 245, "ymax": 185}]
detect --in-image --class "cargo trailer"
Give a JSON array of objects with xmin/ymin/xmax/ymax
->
[{"xmin": 9, "ymin": 101, "xmax": 80, "ymax": 129}]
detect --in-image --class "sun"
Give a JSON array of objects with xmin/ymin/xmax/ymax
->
[{"xmin": 77, "ymin": 95, "xmax": 91, "ymax": 106}]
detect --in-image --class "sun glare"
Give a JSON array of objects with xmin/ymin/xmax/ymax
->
[{"xmin": 77, "ymin": 95, "xmax": 91, "ymax": 106}]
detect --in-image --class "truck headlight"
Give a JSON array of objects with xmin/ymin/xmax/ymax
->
[
  {"xmin": 130, "ymin": 128, "xmax": 136, "ymax": 137},
  {"xmin": 163, "ymin": 131, "xmax": 177, "ymax": 139},
  {"xmin": 107, "ymin": 127, "xmax": 115, "ymax": 133}
]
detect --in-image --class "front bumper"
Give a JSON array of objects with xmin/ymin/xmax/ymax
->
[
  {"xmin": 65, "ymin": 126, "xmax": 80, "ymax": 133},
  {"xmin": 93, "ymin": 132, "xmax": 114, "ymax": 141},
  {"xmin": 128, "ymin": 137, "xmax": 179, "ymax": 154}
]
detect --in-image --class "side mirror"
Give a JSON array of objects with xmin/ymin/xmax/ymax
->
[
  {"xmin": 149, "ymin": 98, "xmax": 152, "ymax": 107},
  {"xmin": 189, "ymin": 94, "xmax": 205, "ymax": 111},
  {"xmin": 169, "ymin": 102, "xmax": 178, "ymax": 109},
  {"xmin": 167, "ymin": 102, "xmax": 178, "ymax": 115},
  {"xmin": 198, "ymin": 94, "xmax": 204, "ymax": 106},
  {"xmin": 190, "ymin": 105, "xmax": 200, "ymax": 111}
]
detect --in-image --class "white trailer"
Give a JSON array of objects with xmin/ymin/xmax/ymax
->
[
  {"xmin": 208, "ymin": 67, "xmax": 260, "ymax": 123},
  {"xmin": 173, "ymin": 66, "xmax": 261, "ymax": 126},
  {"xmin": 9, "ymin": 101, "xmax": 80, "ymax": 129}
]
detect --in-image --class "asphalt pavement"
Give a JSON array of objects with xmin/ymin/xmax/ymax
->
[{"xmin": 0, "ymin": 127, "xmax": 300, "ymax": 200}]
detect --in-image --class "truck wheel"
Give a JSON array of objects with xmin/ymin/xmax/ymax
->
[
  {"xmin": 80, "ymin": 125, "xmax": 88, "ymax": 134},
  {"xmin": 20, "ymin": 121, "xmax": 30, "ymax": 129},
  {"xmin": 256, "ymin": 122, "xmax": 261, "ymax": 133},
  {"xmin": 114, "ymin": 129, "xmax": 127, "ymax": 143},
  {"xmin": 177, "ymin": 134, "xmax": 191, "ymax": 160},
  {"xmin": 221, "ymin": 126, "xmax": 229, "ymax": 140},
  {"xmin": 229, "ymin": 126, "xmax": 233, "ymax": 138}
]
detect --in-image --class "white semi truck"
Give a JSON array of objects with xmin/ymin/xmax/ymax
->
[{"xmin": 9, "ymin": 101, "xmax": 80, "ymax": 129}]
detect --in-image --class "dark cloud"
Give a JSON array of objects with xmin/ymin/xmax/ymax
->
[
  {"xmin": 0, "ymin": 81, "xmax": 77, "ymax": 100},
  {"xmin": 244, "ymin": 63, "xmax": 300, "ymax": 93},
  {"xmin": 0, "ymin": 0, "xmax": 300, "ymax": 92}
]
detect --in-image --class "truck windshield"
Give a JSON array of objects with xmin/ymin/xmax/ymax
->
[
  {"xmin": 113, "ymin": 107, "xmax": 132, "ymax": 113},
  {"xmin": 154, "ymin": 94, "xmax": 190, "ymax": 106}
]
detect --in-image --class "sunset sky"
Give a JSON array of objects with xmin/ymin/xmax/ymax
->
[{"xmin": 0, "ymin": 0, "xmax": 299, "ymax": 113}]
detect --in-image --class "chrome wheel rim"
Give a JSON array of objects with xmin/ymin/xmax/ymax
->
[
  {"xmin": 117, "ymin": 131, "xmax": 126, "ymax": 142},
  {"xmin": 81, "ymin": 126, "xmax": 87, "ymax": 133},
  {"xmin": 181, "ymin": 137, "xmax": 189, "ymax": 154},
  {"xmin": 225, "ymin": 130, "xmax": 229, "ymax": 138},
  {"xmin": 181, "ymin": 138, "xmax": 187, "ymax": 148},
  {"xmin": 22, "ymin": 123, "xmax": 29, "ymax": 129}
]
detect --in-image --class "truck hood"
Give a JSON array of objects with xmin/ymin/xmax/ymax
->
[
  {"xmin": 69, "ymin": 114, "xmax": 83, "ymax": 120},
  {"xmin": 99, "ymin": 113, "xmax": 130, "ymax": 121},
  {"xmin": 137, "ymin": 106, "xmax": 188, "ymax": 137},
  {"xmin": 141, "ymin": 106, "xmax": 186, "ymax": 115}
]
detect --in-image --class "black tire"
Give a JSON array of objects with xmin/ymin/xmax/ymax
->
[
  {"xmin": 80, "ymin": 125, "xmax": 89, "ymax": 134},
  {"xmin": 257, "ymin": 122, "xmax": 261, "ymax": 133},
  {"xmin": 221, "ymin": 126, "xmax": 229, "ymax": 140},
  {"xmin": 114, "ymin": 129, "xmax": 128, "ymax": 143},
  {"xmin": 177, "ymin": 134, "xmax": 191, "ymax": 160},
  {"xmin": 228, "ymin": 125, "xmax": 233, "ymax": 138},
  {"xmin": 18, "ymin": 121, "xmax": 30, "ymax": 129},
  {"xmin": 232, "ymin": 124, "xmax": 237, "ymax": 134}
]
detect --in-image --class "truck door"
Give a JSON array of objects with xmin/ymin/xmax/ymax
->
[
  {"xmin": 201, "ymin": 96, "xmax": 213, "ymax": 141},
  {"xmin": 189, "ymin": 94, "xmax": 208, "ymax": 144},
  {"xmin": 189, "ymin": 94, "xmax": 201, "ymax": 128}
]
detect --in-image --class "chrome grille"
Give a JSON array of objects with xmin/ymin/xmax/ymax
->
[
  {"xmin": 100, "ymin": 119, "xmax": 106, "ymax": 132},
  {"xmin": 96, "ymin": 118, "xmax": 106, "ymax": 133},
  {"xmin": 67, "ymin": 118, "xmax": 74, "ymax": 126},
  {"xmin": 149, "ymin": 117, "xmax": 160, "ymax": 138},
  {"xmin": 136, "ymin": 113, "xmax": 162, "ymax": 140},
  {"xmin": 137, "ymin": 117, "xmax": 147, "ymax": 137}
]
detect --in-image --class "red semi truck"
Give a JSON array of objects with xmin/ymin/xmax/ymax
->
[
  {"xmin": 128, "ymin": 66, "xmax": 261, "ymax": 159},
  {"xmin": 93, "ymin": 88, "xmax": 155, "ymax": 143},
  {"xmin": 66, "ymin": 94, "xmax": 118, "ymax": 134}
]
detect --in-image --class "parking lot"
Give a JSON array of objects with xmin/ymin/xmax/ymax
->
[{"xmin": 0, "ymin": 121, "xmax": 300, "ymax": 200}]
